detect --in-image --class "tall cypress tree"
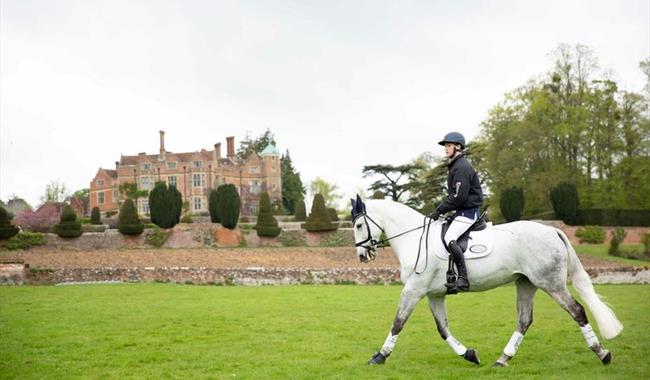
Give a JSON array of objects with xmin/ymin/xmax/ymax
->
[
  {"xmin": 281, "ymin": 150, "xmax": 305, "ymax": 214},
  {"xmin": 209, "ymin": 188, "xmax": 221, "ymax": 223},
  {"xmin": 217, "ymin": 184, "xmax": 240, "ymax": 229},
  {"xmin": 149, "ymin": 182, "xmax": 181, "ymax": 228}
]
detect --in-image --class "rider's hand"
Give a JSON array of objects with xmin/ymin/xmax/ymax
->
[{"xmin": 428, "ymin": 211, "xmax": 440, "ymax": 221}]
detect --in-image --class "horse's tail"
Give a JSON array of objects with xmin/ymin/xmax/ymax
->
[{"xmin": 557, "ymin": 229, "xmax": 623, "ymax": 339}]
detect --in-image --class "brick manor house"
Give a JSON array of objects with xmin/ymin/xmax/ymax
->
[{"xmin": 89, "ymin": 131, "xmax": 281, "ymax": 216}]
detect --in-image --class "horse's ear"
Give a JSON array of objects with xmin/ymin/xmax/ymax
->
[
  {"xmin": 356, "ymin": 194, "xmax": 366, "ymax": 213},
  {"xmin": 351, "ymin": 198, "xmax": 356, "ymax": 210}
]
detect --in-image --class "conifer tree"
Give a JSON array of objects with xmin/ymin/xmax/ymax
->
[
  {"xmin": 54, "ymin": 204, "xmax": 82, "ymax": 238},
  {"xmin": 255, "ymin": 192, "xmax": 281, "ymax": 237},
  {"xmin": 0, "ymin": 206, "xmax": 19, "ymax": 240},
  {"xmin": 91, "ymin": 207, "xmax": 101, "ymax": 225},
  {"xmin": 302, "ymin": 194, "xmax": 338, "ymax": 232},
  {"xmin": 118, "ymin": 199, "xmax": 144, "ymax": 235}
]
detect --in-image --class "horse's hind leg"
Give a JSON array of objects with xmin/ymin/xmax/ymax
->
[
  {"xmin": 427, "ymin": 295, "xmax": 480, "ymax": 365},
  {"xmin": 546, "ymin": 288, "xmax": 612, "ymax": 365},
  {"xmin": 494, "ymin": 277, "xmax": 537, "ymax": 367}
]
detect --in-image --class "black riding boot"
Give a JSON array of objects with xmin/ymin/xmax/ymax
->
[{"xmin": 445, "ymin": 240, "xmax": 470, "ymax": 294}]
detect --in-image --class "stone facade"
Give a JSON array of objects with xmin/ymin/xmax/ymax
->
[{"xmin": 89, "ymin": 131, "xmax": 282, "ymax": 216}]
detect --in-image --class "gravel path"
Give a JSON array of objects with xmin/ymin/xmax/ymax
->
[{"xmin": 0, "ymin": 247, "xmax": 632, "ymax": 270}]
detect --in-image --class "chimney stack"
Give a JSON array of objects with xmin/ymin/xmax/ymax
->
[
  {"xmin": 115, "ymin": 161, "xmax": 119, "ymax": 171},
  {"xmin": 226, "ymin": 136, "xmax": 235, "ymax": 158},
  {"xmin": 214, "ymin": 143, "xmax": 221, "ymax": 160},
  {"xmin": 159, "ymin": 130, "xmax": 166, "ymax": 160}
]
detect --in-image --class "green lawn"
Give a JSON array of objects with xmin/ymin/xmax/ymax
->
[
  {"xmin": 1, "ymin": 284, "xmax": 648, "ymax": 380},
  {"xmin": 575, "ymin": 244, "xmax": 648, "ymax": 267}
]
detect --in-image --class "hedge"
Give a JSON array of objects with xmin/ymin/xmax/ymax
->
[{"xmin": 578, "ymin": 209, "xmax": 650, "ymax": 227}]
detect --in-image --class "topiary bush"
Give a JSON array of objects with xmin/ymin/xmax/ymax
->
[
  {"xmin": 575, "ymin": 225, "xmax": 605, "ymax": 244},
  {"xmin": 216, "ymin": 184, "xmax": 240, "ymax": 230},
  {"xmin": 294, "ymin": 199, "xmax": 306, "ymax": 221},
  {"xmin": 149, "ymin": 182, "xmax": 182, "ymax": 228},
  {"xmin": 327, "ymin": 208, "xmax": 339, "ymax": 222},
  {"xmin": 255, "ymin": 192, "xmax": 281, "ymax": 237},
  {"xmin": 302, "ymin": 194, "xmax": 338, "ymax": 232},
  {"xmin": 608, "ymin": 228, "xmax": 627, "ymax": 256},
  {"xmin": 550, "ymin": 182, "xmax": 579, "ymax": 224},
  {"xmin": 90, "ymin": 207, "xmax": 101, "ymax": 225},
  {"xmin": 118, "ymin": 199, "xmax": 144, "ymax": 235},
  {"xmin": 209, "ymin": 189, "xmax": 221, "ymax": 223},
  {"xmin": 53, "ymin": 205, "xmax": 82, "ymax": 238},
  {"xmin": 4, "ymin": 232, "xmax": 46, "ymax": 250},
  {"xmin": 500, "ymin": 187, "xmax": 525, "ymax": 222},
  {"xmin": 0, "ymin": 206, "xmax": 19, "ymax": 240}
]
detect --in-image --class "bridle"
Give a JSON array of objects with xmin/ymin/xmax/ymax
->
[{"xmin": 353, "ymin": 212, "xmax": 428, "ymax": 262}]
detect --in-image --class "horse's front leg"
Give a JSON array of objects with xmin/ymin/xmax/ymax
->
[
  {"xmin": 428, "ymin": 295, "xmax": 480, "ymax": 365},
  {"xmin": 368, "ymin": 287, "xmax": 423, "ymax": 365}
]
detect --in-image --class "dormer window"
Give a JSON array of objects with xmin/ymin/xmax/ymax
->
[
  {"xmin": 192, "ymin": 160, "xmax": 202, "ymax": 168},
  {"xmin": 142, "ymin": 163, "xmax": 151, "ymax": 170},
  {"xmin": 167, "ymin": 162, "xmax": 177, "ymax": 169}
]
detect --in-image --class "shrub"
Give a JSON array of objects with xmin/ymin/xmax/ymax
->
[
  {"xmin": 575, "ymin": 225, "xmax": 605, "ymax": 244},
  {"xmin": 608, "ymin": 228, "xmax": 627, "ymax": 256},
  {"xmin": 255, "ymin": 192, "xmax": 281, "ymax": 237},
  {"xmin": 209, "ymin": 189, "xmax": 221, "ymax": 223},
  {"xmin": 149, "ymin": 182, "xmax": 182, "ymax": 228},
  {"xmin": 145, "ymin": 228, "xmax": 169, "ymax": 247},
  {"xmin": 53, "ymin": 205, "xmax": 82, "ymax": 238},
  {"xmin": 279, "ymin": 230, "xmax": 307, "ymax": 247},
  {"xmin": 4, "ymin": 232, "xmax": 46, "ymax": 250},
  {"xmin": 371, "ymin": 191, "xmax": 385, "ymax": 199},
  {"xmin": 216, "ymin": 184, "xmax": 240, "ymax": 229},
  {"xmin": 13, "ymin": 205, "xmax": 60, "ymax": 233},
  {"xmin": 294, "ymin": 199, "xmax": 307, "ymax": 221},
  {"xmin": 327, "ymin": 208, "xmax": 340, "ymax": 222},
  {"xmin": 500, "ymin": 187, "xmax": 525, "ymax": 222},
  {"xmin": 302, "ymin": 194, "xmax": 338, "ymax": 232},
  {"xmin": 0, "ymin": 206, "xmax": 19, "ymax": 240},
  {"xmin": 181, "ymin": 215, "xmax": 193, "ymax": 224},
  {"xmin": 90, "ymin": 207, "xmax": 101, "ymax": 225},
  {"xmin": 322, "ymin": 230, "xmax": 353, "ymax": 247},
  {"xmin": 118, "ymin": 199, "xmax": 144, "ymax": 235},
  {"xmin": 550, "ymin": 182, "xmax": 579, "ymax": 224}
]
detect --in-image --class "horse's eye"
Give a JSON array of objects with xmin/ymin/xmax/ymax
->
[{"xmin": 355, "ymin": 224, "xmax": 362, "ymax": 229}]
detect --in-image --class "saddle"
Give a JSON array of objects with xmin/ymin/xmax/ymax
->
[{"xmin": 436, "ymin": 213, "xmax": 492, "ymax": 260}]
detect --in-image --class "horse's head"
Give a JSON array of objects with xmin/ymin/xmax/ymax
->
[{"xmin": 351, "ymin": 195, "xmax": 385, "ymax": 263}]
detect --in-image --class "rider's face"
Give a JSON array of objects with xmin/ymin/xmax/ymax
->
[{"xmin": 444, "ymin": 143, "xmax": 456, "ymax": 158}]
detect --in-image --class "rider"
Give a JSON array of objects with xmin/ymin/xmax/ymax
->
[{"xmin": 430, "ymin": 132, "xmax": 483, "ymax": 293}]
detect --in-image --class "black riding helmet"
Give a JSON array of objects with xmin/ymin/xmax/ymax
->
[{"xmin": 438, "ymin": 132, "xmax": 466, "ymax": 149}]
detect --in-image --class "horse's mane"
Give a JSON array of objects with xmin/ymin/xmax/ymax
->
[{"xmin": 365, "ymin": 199, "xmax": 424, "ymax": 222}]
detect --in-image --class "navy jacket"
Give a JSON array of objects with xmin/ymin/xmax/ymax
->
[{"xmin": 436, "ymin": 154, "xmax": 483, "ymax": 215}]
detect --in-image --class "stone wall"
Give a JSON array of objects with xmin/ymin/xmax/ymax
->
[{"xmin": 3, "ymin": 264, "xmax": 648, "ymax": 286}]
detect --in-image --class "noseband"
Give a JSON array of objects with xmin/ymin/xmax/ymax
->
[{"xmin": 353, "ymin": 213, "xmax": 386, "ymax": 260}]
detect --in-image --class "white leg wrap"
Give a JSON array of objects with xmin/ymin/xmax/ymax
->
[
  {"xmin": 380, "ymin": 332, "xmax": 398, "ymax": 356},
  {"xmin": 503, "ymin": 331, "xmax": 524, "ymax": 357},
  {"xmin": 580, "ymin": 324, "xmax": 600, "ymax": 348},
  {"xmin": 445, "ymin": 335, "xmax": 467, "ymax": 356}
]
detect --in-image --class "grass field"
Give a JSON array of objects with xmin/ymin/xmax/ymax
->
[
  {"xmin": 1, "ymin": 284, "xmax": 648, "ymax": 380},
  {"xmin": 575, "ymin": 244, "xmax": 648, "ymax": 266}
]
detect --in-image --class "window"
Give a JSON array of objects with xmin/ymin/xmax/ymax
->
[
  {"xmin": 96, "ymin": 179, "xmax": 105, "ymax": 186},
  {"xmin": 192, "ymin": 173, "xmax": 205, "ymax": 187},
  {"xmin": 192, "ymin": 160, "xmax": 202, "ymax": 168},
  {"xmin": 193, "ymin": 197, "xmax": 203, "ymax": 211},
  {"xmin": 140, "ymin": 200, "xmax": 150, "ymax": 214},
  {"xmin": 113, "ymin": 190, "xmax": 119, "ymax": 202},
  {"xmin": 249, "ymin": 166, "xmax": 260, "ymax": 174},
  {"xmin": 142, "ymin": 163, "xmax": 151, "ymax": 170},
  {"xmin": 249, "ymin": 181, "xmax": 261, "ymax": 194},
  {"xmin": 98, "ymin": 192, "xmax": 105, "ymax": 205},
  {"xmin": 167, "ymin": 162, "xmax": 177, "ymax": 169},
  {"xmin": 167, "ymin": 176, "xmax": 177, "ymax": 187},
  {"xmin": 140, "ymin": 176, "xmax": 153, "ymax": 190}
]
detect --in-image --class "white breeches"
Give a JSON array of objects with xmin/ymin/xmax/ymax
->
[{"xmin": 444, "ymin": 215, "xmax": 477, "ymax": 245}]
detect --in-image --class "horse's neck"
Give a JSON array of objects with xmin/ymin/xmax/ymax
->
[{"xmin": 367, "ymin": 201, "xmax": 425, "ymax": 266}]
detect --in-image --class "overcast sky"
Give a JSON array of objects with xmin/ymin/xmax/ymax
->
[{"xmin": 1, "ymin": 0, "xmax": 648, "ymax": 209}]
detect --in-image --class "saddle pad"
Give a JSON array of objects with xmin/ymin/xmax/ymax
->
[{"xmin": 434, "ymin": 222, "xmax": 494, "ymax": 261}]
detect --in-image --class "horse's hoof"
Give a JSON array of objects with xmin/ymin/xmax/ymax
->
[
  {"xmin": 601, "ymin": 350, "xmax": 612, "ymax": 365},
  {"xmin": 368, "ymin": 351, "xmax": 386, "ymax": 365},
  {"xmin": 463, "ymin": 348, "xmax": 480, "ymax": 365}
]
